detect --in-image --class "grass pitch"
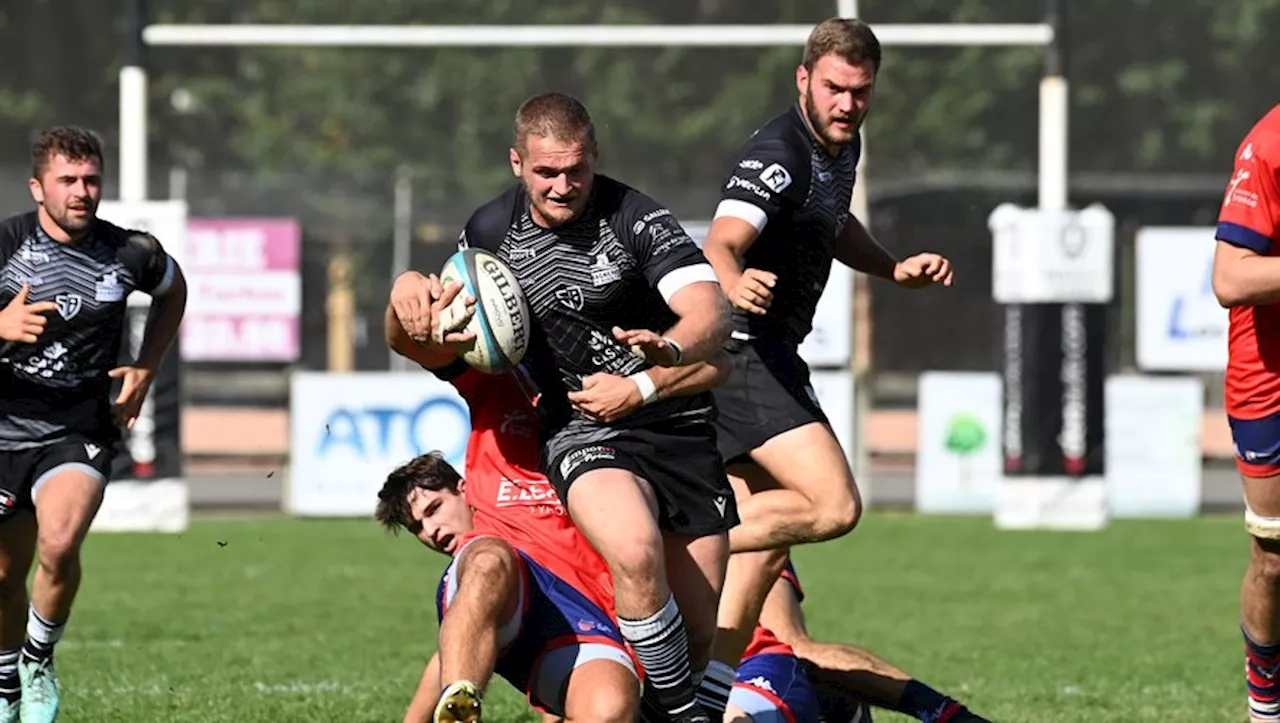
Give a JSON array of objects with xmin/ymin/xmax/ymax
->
[{"xmin": 54, "ymin": 513, "xmax": 1246, "ymax": 721}]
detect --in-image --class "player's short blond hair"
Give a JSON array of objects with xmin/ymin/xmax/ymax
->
[
  {"xmin": 803, "ymin": 18, "xmax": 882, "ymax": 73},
  {"xmin": 513, "ymin": 92, "xmax": 598, "ymax": 157}
]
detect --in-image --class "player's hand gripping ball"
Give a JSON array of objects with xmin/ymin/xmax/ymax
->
[{"xmin": 439, "ymin": 249, "xmax": 532, "ymax": 374}]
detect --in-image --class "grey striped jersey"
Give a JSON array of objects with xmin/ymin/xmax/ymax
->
[
  {"xmin": 459, "ymin": 176, "xmax": 719, "ymax": 451},
  {"xmin": 0, "ymin": 212, "xmax": 175, "ymax": 449},
  {"xmin": 714, "ymin": 105, "xmax": 860, "ymax": 348}
]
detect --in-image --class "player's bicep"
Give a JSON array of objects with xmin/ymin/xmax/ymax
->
[{"xmin": 704, "ymin": 215, "xmax": 762, "ymax": 262}]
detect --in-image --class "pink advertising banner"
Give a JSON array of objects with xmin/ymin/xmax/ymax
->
[{"xmin": 180, "ymin": 219, "xmax": 302, "ymax": 362}]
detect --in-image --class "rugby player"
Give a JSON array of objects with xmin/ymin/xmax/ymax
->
[
  {"xmin": 757, "ymin": 559, "xmax": 988, "ymax": 723},
  {"xmin": 701, "ymin": 17, "xmax": 953, "ymax": 665},
  {"xmin": 0, "ymin": 126, "xmax": 186, "ymax": 722},
  {"xmin": 1210, "ymin": 103, "xmax": 1280, "ymax": 723},
  {"xmin": 454, "ymin": 92, "xmax": 736, "ymax": 720},
  {"xmin": 381, "ymin": 271, "xmax": 731, "ymax": 722}
]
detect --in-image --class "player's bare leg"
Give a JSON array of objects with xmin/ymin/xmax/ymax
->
[
  {"xmin": 712, "ymin": 468, "xmax": 791, "ymax": 668},
  {"xmin": 0, "ymin": 512, "xmax": 36, "ymax": 721},
  {"xmin": 1241, "ymin": 473, "xmax": 1280, "ymax": 722},
  {"xmin": 729, "ymin": 422, "xmax": 862, "ymax": 554},
  {"xmin": 663, "ymin": 529, "xmax": 734, "ymax": 712},
  {"xmin": 435, "ymin": 537, "xmax": 523, "ymax": 722},
  {"xmin": 558, "ymin": 659, "xmax": 641, "ymax": 722},
  {"xmin": 759, "ymin": 569, "xmax": 987, "ymax": 722},
  {"xmin": 567, "ymin": 469, "xmax": 707, "ymax": 721},
  {"xmin": 23, "ymin": 468, "xmax": 105, "ymax": 723}
]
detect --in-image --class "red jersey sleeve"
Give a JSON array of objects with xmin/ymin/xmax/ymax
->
[{"xmin": 1217, "ymin": 136, "xmax": 1280, "ymax": 255}]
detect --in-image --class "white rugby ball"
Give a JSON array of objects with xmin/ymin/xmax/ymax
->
[{"xmin": 439, "ymin": 248, "xmax": 531, "ymax": 375}]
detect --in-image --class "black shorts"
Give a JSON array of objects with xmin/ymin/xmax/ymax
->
[
  {"xmin": 711, "ymin": 338, "xmax": 829, "ymax": 466},
  {"xmin": 0, "ymin": 435, "xmax": 116, "ymax": 520},
  {"xmin": 547, "ymin": 419, "xmax": 739, "ymax": 538}
]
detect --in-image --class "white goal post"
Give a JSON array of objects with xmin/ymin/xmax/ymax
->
[{"xmin": 117, "ymin": 1, "xmax": 1064, "ymax": 508}]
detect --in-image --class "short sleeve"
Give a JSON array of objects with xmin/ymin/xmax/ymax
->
[
  {"xmin": 1217, "ymin": 137, "xmax": 1280, "ymax": 254},
  {"xmin": 713, "ymin": 136, "xmax": 811, "ymax": 233},
  {"xmin": 122, "ymin": 232, "xmax": 177, "ymax": 296},
  {"xmin": 459, "ymin": 186, "xmax": 522, "ymax": 254},
  {"xmin": 619, "ymin": 192, "xmax": 719, "ymax": 304}
]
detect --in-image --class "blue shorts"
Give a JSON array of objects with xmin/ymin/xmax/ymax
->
[
  {"xmin": 435, "ymin": 538, "xmax": 637, "ymax": 715},
  {"xmin": 728, "ymin": 652, "xmax": 822, "ymax": 723},
  {"xmin": 1230, "ymin": 412, "xmax": 1280, "ymax": 476}
]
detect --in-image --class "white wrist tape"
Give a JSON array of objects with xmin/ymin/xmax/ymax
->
[{"xmin": 628, "ymin": 371, "xmax": 659, "ymax": 405}]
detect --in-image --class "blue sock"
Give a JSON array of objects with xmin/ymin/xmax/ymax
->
[
  {"xmin": 901, "ymin": 679, "xmax": 966, "ymax": 722},
  {"xmin": 1244, "ymin": 624, "xmax": 1280, "ymax": 721}
]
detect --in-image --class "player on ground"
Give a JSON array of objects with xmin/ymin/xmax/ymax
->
[
  {"xmin": 701, "ymin": 18, "xmax": 953, "ymax": 664},
  {"xmin": 382, "ymin": 271, "xmax": 731, "ymax": 721},
  {"xmin": 0, "ymin": 126, "xmax": 187, "ymax": 722},
  {"xmin": 757, "ymin": 559, "xmax": 988, "ymax": 723},
  {"xmin": 455, "ymin": 92, "xmax": 737, "ymax": 721},
  {"xmin": 1210, "ymin": 103, "xmax": 1280, "ymax": 723}
]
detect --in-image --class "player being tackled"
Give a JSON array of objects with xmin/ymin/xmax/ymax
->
[{"xmin": 381, "ymin": 270, "xmax": 731, "ymax": 722}]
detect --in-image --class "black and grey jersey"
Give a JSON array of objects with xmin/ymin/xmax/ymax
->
[
  {"xmin": 0, "ymin": 212, "xmax": 176, "ymax": 449},
  {"xmin": 460, "ymin": 175, "xmax": 719, "ymax": 447},
  {"xmin": 714, "ymin": 105, "xmax": 859, "ymax": 348}
]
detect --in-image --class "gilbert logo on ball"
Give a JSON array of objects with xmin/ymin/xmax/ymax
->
[{"xmin": 439, "ymin": 249, "xmax": 531, "ymax": 374}]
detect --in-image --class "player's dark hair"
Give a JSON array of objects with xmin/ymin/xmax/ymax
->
[
  {"xmin": 31, "ymin": 125, "xmax": 105, "ymax": 179},
  {"xmin": 803, "ymin": 18, "xmax": 881, "ymax": 73},
  {"xmin": 513, "ymin": 92, "xmax": 598, "ymax": 157},
  {"xmin": 374, "ymin": 451, "xmax": 462, "ymax": 534}
]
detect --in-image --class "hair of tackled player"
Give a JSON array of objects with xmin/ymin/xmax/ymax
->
[
  {"xmin": 31, "ymin": 125, "xmax": 105, "ymax": 180},
  {"xmin": 802, "ymin": 17, "xmax": 882, "ymax": 73},
  {"xmin": 375, "ymin": 451, "xmax": 462, "ymax": 534},
  {"xmin": 512, "ymin": 91, "xmax": 599, "ymax": 158}
]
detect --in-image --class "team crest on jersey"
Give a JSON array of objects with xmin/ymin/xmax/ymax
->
[
  {"xmin": 95, "ymin": 271, "xmax": 124, "ymax": 302},
  {"xmin": 555, "ymin": 285, "xmax": 585, "ymax": 311},
  {"xmin": 589, "ymin": 251, "xmax": 621, "ymax": 287},
  {"xmin": 56, "ymin": 293, "xmax": 82, "ymax": 320}
]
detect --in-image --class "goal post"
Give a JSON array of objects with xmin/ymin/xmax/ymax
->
[{"xmin": 117, "ymin": 2, "xmax": 1063, "ymax": 514}]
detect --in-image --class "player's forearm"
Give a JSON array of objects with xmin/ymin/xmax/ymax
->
[
  {"xmin": 703, "ymin": 241, "xmax": 746, "ymax": 296},
  {"xmin": 403, "ymin": 653, "xmax": 442, "ymax": 723},
  {"xmin": 646, "ymin": 352, "xmax": 731, "ymax": 398},
  {"xmin": 136, "ymin": 273, "xmax": 187, "ymax": 373},
  {"xmin": 1214, "ymin": 254, "xmax": 1280, "ymax": 307},
  {"xmin": 663, "ymin": 287, "xmax": 732, "ymax": 365},
  {"xmin": 384, "ymin": 304, "xmax": 456, "ymax": 370},
  {"xmin": 835, "ymin": 217, "xmax": 898, "ymax": 281}
]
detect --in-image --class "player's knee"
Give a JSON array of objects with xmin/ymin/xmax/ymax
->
[
  {"xmin": 572, "ymin": 684, "xmax": 637, "ymax": 723},
  {"xmin": 602, "ymin": 533, "xmax": 664, "ymax": 600},
  {"xmin": 810, "ymin": 492, "xmax": 861, "ymax": 542},
  {"xmin": 36, "ymin": 530, "xmax": 82, "ymax": 574},
  {"xmin": 1252, "ymin": 536, "xmax": 1280, "ymax": 586}
]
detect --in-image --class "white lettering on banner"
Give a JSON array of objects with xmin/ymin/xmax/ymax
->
[
  {"xmin": 181, "ymin": 317, "xmax": 297, "ymax": 361},
  {"xmin": 187, "ymin": 227, "xmax": 269, "ymax": 270},
  {"xmin": 289, "ymin": 373, "xmax": 472, "ymax": 516},
  {"xmin": 1059, "ymin": 305, "xmax": 1087, "ymax": 474},
  {"xmin": 1135, "ymin": 226, "xmax": 1228, "ymax": 372}
]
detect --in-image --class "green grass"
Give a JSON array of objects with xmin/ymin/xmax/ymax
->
[{"xmin": 50, "ymin": 513, "xmax": 1249, "ymax": 721}]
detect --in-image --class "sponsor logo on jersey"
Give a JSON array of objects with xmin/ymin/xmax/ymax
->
[{"xmin": 760, "ymin": 163, "xmax": 793, "ymax": 193}]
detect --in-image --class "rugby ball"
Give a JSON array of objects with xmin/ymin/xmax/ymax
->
[{"xmin": 439, "ymin": 248, "xmax": 531, "ymax": 374}]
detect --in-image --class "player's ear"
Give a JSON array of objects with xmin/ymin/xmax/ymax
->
[
  {"xmin": 456, "ymin": 477, "xmax": 467, "ymax": 496},
  {"xmin": 795, "ymin": 63, "xmax": 809, "ymax": 95},
  {"xmin": 508, "ymin": 147, "xmax": 522, "ymax": 178},
  {"xmin": 27, "ymin": 176, "xmax": 44, "ymax": 204}
]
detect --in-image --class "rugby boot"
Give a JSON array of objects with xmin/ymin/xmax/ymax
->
[
  {"xmin": 0, "ymin": 698, "xmax": 17, "ymax": 723},
  {"xmin": 18, "ymin": 656, "xmax": 59, "ymax": 723},
  {"xmin": 434, "ymin": 680, "xmax": 482, "ymax": 723}
]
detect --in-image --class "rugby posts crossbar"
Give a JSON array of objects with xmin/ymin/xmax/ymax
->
[{"xmin": 139, "ymin": 23, "xmax": 1053, "ymax": 48}]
